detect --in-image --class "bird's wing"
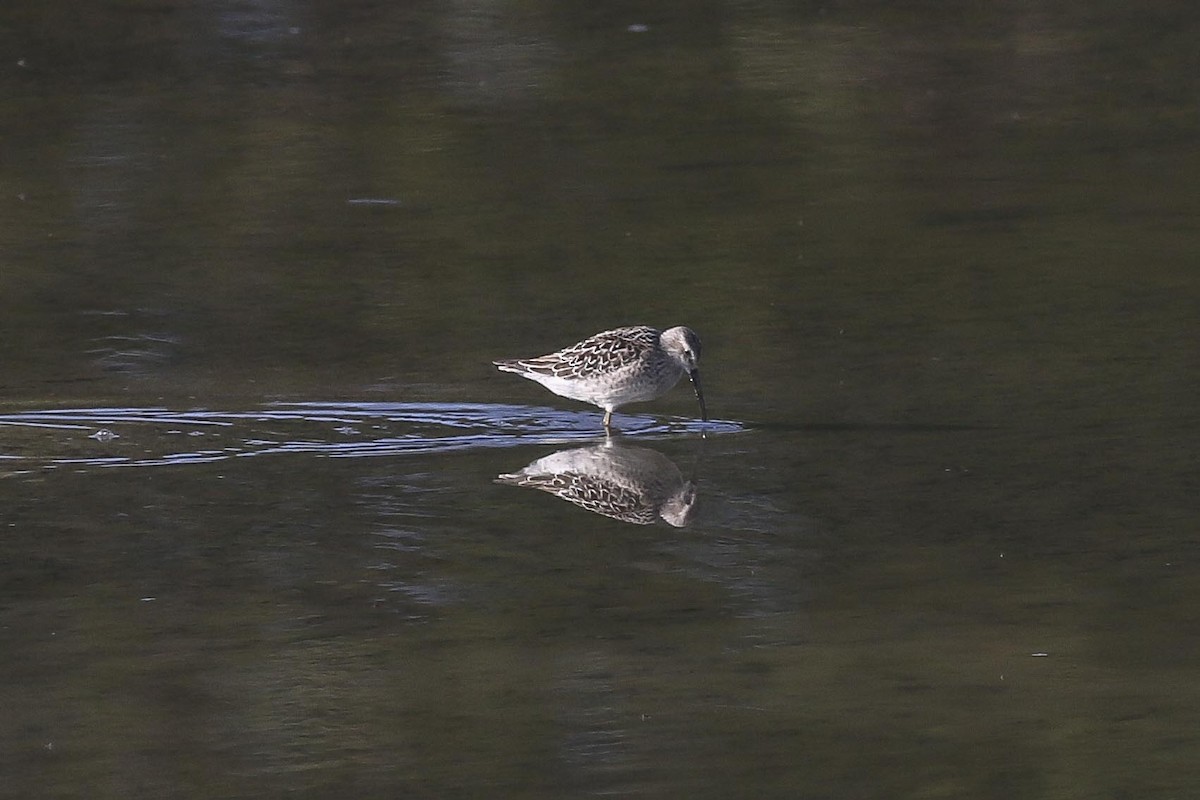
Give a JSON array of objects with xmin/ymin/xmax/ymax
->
[{"xmin": 513, "ymin": 326, "xmax": 659, "ymax": 380}]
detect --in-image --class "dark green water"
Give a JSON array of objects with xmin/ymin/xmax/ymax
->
[{"xmin": 1, "ymin": 2, "xmax": 1197, "ymax": 798}]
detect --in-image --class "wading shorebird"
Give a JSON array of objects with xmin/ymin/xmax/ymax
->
[{"xmin": 493, "ymin": 325, "xmax": 707, "ymax": 431}]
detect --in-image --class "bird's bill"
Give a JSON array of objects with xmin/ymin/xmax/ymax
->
[{"xmin": 688, "ymin": 369, "xmax": 708, "ymax": 422}]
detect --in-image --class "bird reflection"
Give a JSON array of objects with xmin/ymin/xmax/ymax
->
[{"xmin": 497, "ymin": 442, "xmax": 697, "ymax": 527}]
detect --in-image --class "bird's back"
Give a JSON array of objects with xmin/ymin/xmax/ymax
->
[{"xmin": 495, "ymin": 326, "xmax": 661, "ymax": 381}]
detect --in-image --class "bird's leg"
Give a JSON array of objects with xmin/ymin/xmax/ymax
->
[{"xmin": 602, "ymin": 409, "xmax": 612, "ymax": 429}]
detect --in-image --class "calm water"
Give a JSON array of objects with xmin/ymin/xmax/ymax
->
[{"xmin": 1, "ymin": 2, "xmax": 1197, "ymax": 798}]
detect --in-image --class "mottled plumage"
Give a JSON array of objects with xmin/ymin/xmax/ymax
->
[{"xmin": 493, "ymin": 325, "xmax": 706, "ymax": 429}]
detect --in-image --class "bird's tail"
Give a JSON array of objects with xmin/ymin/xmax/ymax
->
[{"xmin": 493, "ymin": 359, "xmax": 524, "ymax": 373}]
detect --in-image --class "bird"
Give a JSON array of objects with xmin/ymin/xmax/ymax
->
[{"xmin": 493, "ymin": 325, "xmax": 707, "ymax": 430}]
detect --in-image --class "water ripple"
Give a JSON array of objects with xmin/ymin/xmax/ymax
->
[{"xmin": 0, "ymin": 402, "xmax": 740, "ymax": 472}]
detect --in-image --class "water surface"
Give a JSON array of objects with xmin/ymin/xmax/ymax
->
[{"xmin": 1, "ymin": 1, "xmax": 1197, "ymax": 798}]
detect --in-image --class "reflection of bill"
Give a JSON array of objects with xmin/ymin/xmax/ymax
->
[{"xmin": 497, "ymin": 443, "xmax": 697, "ymax": 527}]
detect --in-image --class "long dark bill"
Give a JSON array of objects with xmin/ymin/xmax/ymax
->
[{"xmin": 688, "ymin": 369, "xmax": 708, "ymax": 422}]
